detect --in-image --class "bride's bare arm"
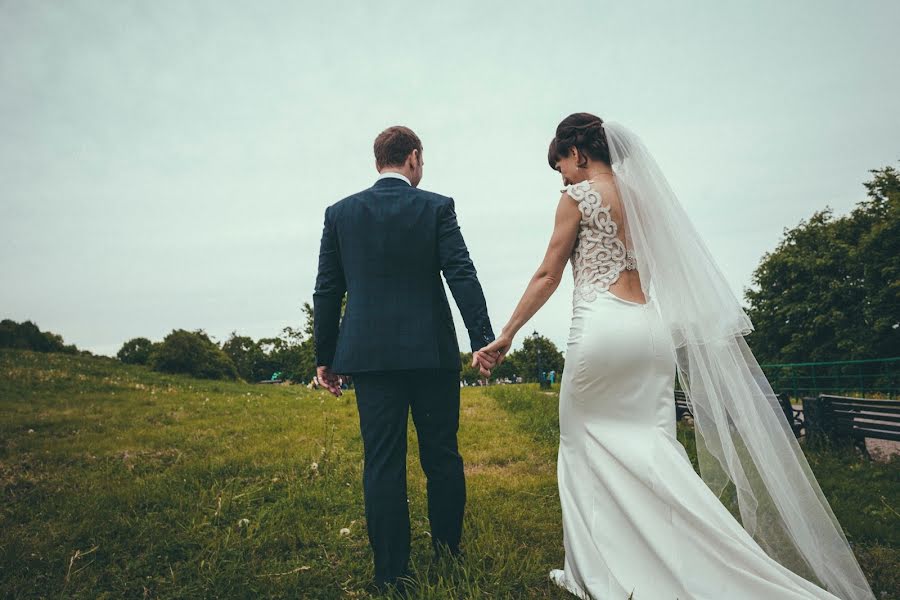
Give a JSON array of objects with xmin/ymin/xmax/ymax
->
[{"xmin": 480, "ymin": 193, "xmax": 580, "ymax": 360}]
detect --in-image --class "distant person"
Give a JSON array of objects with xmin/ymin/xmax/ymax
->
[{"xmin": 312, "ymin": 125, "xmax": 498, "ymax": 593}]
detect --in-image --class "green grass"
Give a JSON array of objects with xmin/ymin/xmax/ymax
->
[
  {"xmin": 0, "ymin": 350, "xmax": 574, "ymax": 599},
  {"xmin": 1, "ymin": 349, "xmax": 897, "ymax": 599}
]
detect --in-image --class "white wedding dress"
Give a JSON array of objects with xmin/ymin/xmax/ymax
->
[{"xmin": 550, "ymin": 180, "xmax": 843, "ymax": 600}]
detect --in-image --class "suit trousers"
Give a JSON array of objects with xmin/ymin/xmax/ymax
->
[{"xmin": 352, "ymin": 368, "xmax": 466, "ymax": 585}]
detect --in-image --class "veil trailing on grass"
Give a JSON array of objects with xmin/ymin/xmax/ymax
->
[{"xmin": 604, "ymin": 121, "xmax": 874, "ymax": 600}]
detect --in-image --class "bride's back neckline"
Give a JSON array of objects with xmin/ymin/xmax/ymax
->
[
  {"xmin": 565, "ymin": 178, "xmax": 647, "ymax": 306},
  {"xmin": 567, "ymin": 179, "xmax": 625, "ymax": 230}
]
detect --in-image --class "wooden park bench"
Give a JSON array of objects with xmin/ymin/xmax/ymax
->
[
  {"xmin": 779, "ymin": 394, "xmax": 805, "ymax": 438},
  {"xmin": 674, "ymin": 390, "xmax": 804, "ymax": 437},
  {"xmin": 802, "ymin": 394, "xmax": 900, "ymax": 454},
  {"xmin": 674, "ymin": 389, "xmax": 692, "ymax": 421}
]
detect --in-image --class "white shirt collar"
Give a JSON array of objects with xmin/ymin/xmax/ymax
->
[{"xmin": 377, "ymin": 171, "xmax": 411, "ymax": 186}]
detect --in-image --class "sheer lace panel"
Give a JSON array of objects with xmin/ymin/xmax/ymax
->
[{"xmin": 564, "ymin": 180, "xmax": 637, "ymax": 304}]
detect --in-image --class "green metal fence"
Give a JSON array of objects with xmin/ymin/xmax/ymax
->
[{"xmin": 759, "ymin": 357, "xmax": 900, "ymax": 400}]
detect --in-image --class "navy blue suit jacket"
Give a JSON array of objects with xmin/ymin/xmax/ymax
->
[{"xmin": 313, "ymin": 177, "xmax": 495, "ymax": 373}]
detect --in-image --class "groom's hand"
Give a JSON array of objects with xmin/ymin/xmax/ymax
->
[{"xmin": 316, "ymin": 366, "xmax": 343, "ymax": 397}]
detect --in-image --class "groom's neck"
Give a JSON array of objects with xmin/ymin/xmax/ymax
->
[{"xmin": 378, "ymin": 167, "xmax": 418, "ymax": 187}]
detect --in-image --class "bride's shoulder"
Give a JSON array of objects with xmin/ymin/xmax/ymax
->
[
  {"xmin": 561, "ymin": 180, "xmax": 600, "ymax": 203},
  {"xmin": 560, "ymin": 180, "xmax": 594, "ymax": 194}
]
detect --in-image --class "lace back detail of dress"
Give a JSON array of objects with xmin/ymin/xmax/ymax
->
[{"xmin": 564, "ymin": 180, "xmax": 636, "ymax": 304}]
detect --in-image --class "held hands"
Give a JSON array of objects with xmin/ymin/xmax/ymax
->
[
  {"xmin": 316, "ymin": 365, "xmax": 343, "ymax": 397},
  {"xmin": 471, "ymin": 350, "xmax": 497, "ymax": 378},
  {"xmin": 472, "ymin": 334, "xmax": 514, "ymax": 378},
  {"xmin": 478, "ymin": 335, "xmax": 513, "ymax": 367}
]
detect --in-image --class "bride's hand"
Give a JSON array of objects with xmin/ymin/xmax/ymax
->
[{"xmin": 479, "ymin": 334, "xmax": 513, "ymax": 365}]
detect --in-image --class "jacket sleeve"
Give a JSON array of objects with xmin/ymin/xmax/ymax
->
[
  {"xmin": 437, "ymin": 197, "xmax": 495, "ymax": 352},
  {"xmin": 313, "ymin": 206, "xmax": 346, "ymax": 367}
]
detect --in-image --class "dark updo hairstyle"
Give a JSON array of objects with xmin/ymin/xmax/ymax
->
[{"xmin": 547, "ymin": 112, "xmax": 611, "ymax": 170}]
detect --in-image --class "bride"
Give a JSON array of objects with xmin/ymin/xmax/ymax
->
[{"xmin": 478, "ymin": 114, "xmax": 875, "ymax": 599}]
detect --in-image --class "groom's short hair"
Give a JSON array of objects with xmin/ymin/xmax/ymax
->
[{"xmin": 374, "ymin": 126, "xmax": 422, "ymax": 169}]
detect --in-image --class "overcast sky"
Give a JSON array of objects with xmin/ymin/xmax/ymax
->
[{"xmin": 2, "ymin": 1, "xmax": 898, "ymax": 359}]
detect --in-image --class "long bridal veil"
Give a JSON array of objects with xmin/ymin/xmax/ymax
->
[{"xmin": 603, "ymin": 121, "xmax": 874, "ymax": 600}]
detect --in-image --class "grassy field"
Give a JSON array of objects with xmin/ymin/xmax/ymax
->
[{"xmin": 1, "ymin": 349, "xmax": 897, "ymax": 599}]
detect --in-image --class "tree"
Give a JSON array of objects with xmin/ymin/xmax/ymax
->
[
  {"xmin": 857, "ymin": 166, "xmax": 900, "ymax": 358},
  {"xmin": 744, "ymin": 164, "xmax": 900, "ymax": 363},
  {"xmin": 149, "ymin": 329, "xmax": 238, "ymax": 380},
  {"xmin": 222, "ymin": 333, "xmax": 270, "ymax": 381},
  {"xmin": 490, "ymin": 352, "xmax": 520, "ymax": 381},
  {"xmin": 507, "ymin": 333, "xmax": 565, "ymax": 383},
  {"xmin": 258, "ymin": 325, "xmax": 308, "ymax": 383},
  {"xmin": 116, "ymin": 337, "xmax": 156, "ymax": 365},
  {"xmin": 0, "ymin": 319, "xmax": 79, "ymax": 354}
]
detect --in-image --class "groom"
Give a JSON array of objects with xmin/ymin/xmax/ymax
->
[{"xmin": 312, "ymin": 125, "xmax": 497, "ymax": 591}]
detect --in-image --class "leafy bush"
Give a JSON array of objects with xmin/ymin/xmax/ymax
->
[
  {"xmin": 116, "ymin": 337, "xmax": 156, "ymax": 365},
  {"xmin": 121, "ymin": 302, "xmax": 318, "ymax": 384},
  {"xmin": 148, "ymin": 329, "xmax": 238, "ymax": 380}
]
